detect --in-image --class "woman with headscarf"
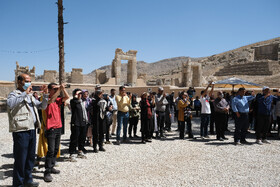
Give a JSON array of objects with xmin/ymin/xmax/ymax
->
[
  {"xmin": 69, "ymin": 88, "xmax": 88, "ymax": 161},
  {"xmin": 140, "ymin": 92, "xmax": 155, "ymax": 143},
  {"xmin": 128, "ymin": 94, "xmax": 140, "ymax": 138},
  {"xmin": 90, "ymin": 90, "xmax": 107, "ymax": 153}
]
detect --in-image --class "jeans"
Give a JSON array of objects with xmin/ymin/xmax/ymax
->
[
  {"xmin": 12, "ymin": 130, "xmax": 36, "ymax": 187},
  {"xmin": 200, "ymin": 114, "xmax": 210, "ymax": 137},
  {"xmin": 234, "ymin": 113, "xmax": 249, "ymax": 142},
  {"xmin": 116, "ymin": 111, "xmax": 129, "ymax": 141},
  {"xmin": 45, "ymin": 128, "xmax": 61, "ymax": 174}
]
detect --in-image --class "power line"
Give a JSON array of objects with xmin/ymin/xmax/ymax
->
[{"xmin": 0, "ymin": 47, "xmax": 57, "ymax": 54}]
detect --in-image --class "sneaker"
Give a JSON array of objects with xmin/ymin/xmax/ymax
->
[
  {"xmin": 115, "ymin": 140, "xmax": 120, "ymax": 145},
  {"xmin": 217, "ymin": 138, "xmax": 224, "ymax": 141},
  {"xmin": 141, "ymin": 140, "xmax": 146, "ymax": 144},
  {"xmin": 134, "ymin": 135, "xmax": 140, "ymax": 138},
  {"xmin": 111, "ymin": 133, "xmax": 116, "ymax": 136},
  {"xmin": 129, "ymin": 135, "xmax": 133, "ymax": 139},
  {"xmin": 204, "ymin": 135, "xmax": 210, "ymax": 138},
  {"xmin": 99, "ymin": 147, "xmax": 106, "ymax": 152},
  {"xmin": 201, "ymin": 136, "xmax": 205, "ymax": 139},
  {"xmin": 69, "ymin": 154, "xmax": 77, "ymax": 162},
  {"xmin": 234, "ymin": 141, "xmax": 241, "ymax": 146},
  {"xmin": 221, "ymin": 137, "xmax": 229, "ymax": 140},
  {"xmin": 43, "ymin": 172, "xmax": 53, "ymax": 183},
  {"xmin": 51, "ymin": 168, "xmax": 60, "ymax": 174},
  {"xmin": 77, "ymin": 152, "xmax": 87, "ymax": 159},
  {"xmin": 105, "ymin": 141, "xmax": 111, "ymax": 144},
  {"xmin": 256, "ymin": 139, "xmax": 263, "ymax": 145},
  {"xmin": 262, "ymin": 139, "xmax": 271, "ymax": 144}
]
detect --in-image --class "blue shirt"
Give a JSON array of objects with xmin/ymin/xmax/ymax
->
[
  {"xmin": 231, "ymin": 95, "xmax": 255, "ymax": 113},
  {"xmin": 257, "ymin": 95, "xmax": 280, "ymax": 115},
  {"xmin": 194, "ymin": 99, "xmax": 201, "ymax": 107},
  {"xmin": 109, "ymin": 95, "xmax": 118, "ymax": 111}
]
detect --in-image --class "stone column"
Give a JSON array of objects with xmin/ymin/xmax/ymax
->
[
  {"xmin": 127, "ymin": 60, "xmax": 132, "ymax": 85},
  {"xmin": 115, "ymin": 58, "xmax": 121, "ymax": 85},
  {"xmin": 197, "ymin": 64, "xmax": 202, "ymax": 87},
  {"xmin": 131, "ymin": 58, "xmax": 137, "ymax": 86}
]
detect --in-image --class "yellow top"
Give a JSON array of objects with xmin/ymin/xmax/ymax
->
[
  {"xmin": 116, "ymin": 95, "xmax": 131, "ymax": 113},
  {"xmin": 178, "ymin": 99, "xmax": 190, "ymax": 122}
]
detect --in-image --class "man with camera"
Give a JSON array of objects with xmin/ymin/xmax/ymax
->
[
  {"xmin": 115, "ymin": 86, "xmax": 131, "ymax": 145},
  {"xmin": 44, "ymin": 83, "xmax": 69, "ymax": 182},
  {"xmin": 255, "ymin": 87, "xmax": 280, "ymax": 144},
  {"xmin": 7, "ymin": 74, "xmax": 49, "ymax": 187}
]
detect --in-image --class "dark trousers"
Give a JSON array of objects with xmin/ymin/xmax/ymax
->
[
  {"xmin": 149, "ymin": 117, "xmax": 155, "ymax": 138},
  {"xmin": 141, "ymin": 117, "xmax": 151, "ymax": 141},
  {"xmin": 200, "ymin": 114, "xmax": 210, "ymax": 137},
  {"xmin": 12, "ymin": 130, "xmax": 36, "ymax": 187},
  {"xmin": 234, "ymin": 113, "xmax": 249, "ymax": 142},
  {"xmin": 215, "ymin": 113, "xmax": 227, "ymax": 139},
  {"xmin": 92, "ymin": 119, "xmax": 104, "ymax": 149},
  {"xmin": 129, "ymin": 116, "xmax": 139, "ymax": 136},
  {"xmin": 256, "ymin": 114, "xmax": 270, "ymax": 140},
  {"xmin": 156, "ymin": 111, "xmax": 165, "ymax": 136},
  {"xmin": 45, "ymin": 128, "xmax": 61, "ymax": 173},
  {"xmin": 195, "ymin": 106, "xmax": 200, "ymax": 117},
  {"xmin": 185, "ymin": 117, "xmax": 193, "ymax": 137},
  {"xmin": 178, "ymin": 121, "xmax": 186, "ymax": 139},
  {"xmin": 69, "ymin": 125, "xmax": 87, "ymax": 154},
  {"xmin": 210, "ymin": 113, "xmax": 215, "ymax": 134},
  {"xmin": 105, "ymin": 121, "xmax": 112, "ymax": 142}
]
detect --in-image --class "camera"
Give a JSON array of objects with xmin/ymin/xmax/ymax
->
[
  {"xmin": 65, "ymin": 84, "xmax": 71, "ymax": 88},
  {"xmin": 32, "ymin": 86, "xmax": 41, "ymax": 91}
]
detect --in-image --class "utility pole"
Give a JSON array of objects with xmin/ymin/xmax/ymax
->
[
  {"xmin": 57, "ymin": 0, "xmax": 65, "ymax": 84},
  {"xmin": 57, "ymin": 0, "xmax": 66, "ymax": 134}
]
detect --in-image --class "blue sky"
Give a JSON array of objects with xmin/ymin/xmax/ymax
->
[{"xmin": 0, "ymin": 0, "xmax": 279, "ymax": 81}]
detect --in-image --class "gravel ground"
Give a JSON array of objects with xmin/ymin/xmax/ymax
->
[{"xmin": 1, "ymin": 112, "xmax": 280, "ymax": 187}]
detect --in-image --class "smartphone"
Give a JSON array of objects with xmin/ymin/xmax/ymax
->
[
  {"xmin": 32, "ymin": 86, "xmax": 41, "ymax": 91},
  {"xmin": 126, "ymin": 92, "xmax": 131, "ymax": 95},
  {"xmin": 65, "ymin": 84, "xmax": 71, "ymax": 88}
]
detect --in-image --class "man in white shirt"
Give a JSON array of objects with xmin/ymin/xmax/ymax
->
[{"xmin": 200, "ymin": 82, "xmax": 214, "ymax": 139}]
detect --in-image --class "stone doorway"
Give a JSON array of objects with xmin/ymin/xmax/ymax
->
[{"xmin": 111, "ymin": 48, "xmax": 137, "ymax": 86}]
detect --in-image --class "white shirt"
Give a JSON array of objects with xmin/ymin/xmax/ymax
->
[{"xmin": 200, "ymin": 95, "xmax": 211, "ymax": 114}]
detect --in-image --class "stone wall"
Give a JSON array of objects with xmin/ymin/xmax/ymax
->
[
  {"xmin": 254, "ymin": 44, "xmax": 279, "ymax": 61},
  {"xmin": 44, "ymin": 70, "xmax": 57, "ymax": 82},
  {"xmin": 96, "ymin": 70, "xmax": 107, "ymax": 84},
  {"xmin": 71, "ymin": 68, "xmax": 83, "ymax": 84}
]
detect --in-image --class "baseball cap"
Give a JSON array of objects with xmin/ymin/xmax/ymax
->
[
  {"xmin": 158, "ymin": 87, "xmax": 164, "ymax": 91},
  {"xmin": 262, "ymin": 86, "xmax": 270, "ymax": 91}
]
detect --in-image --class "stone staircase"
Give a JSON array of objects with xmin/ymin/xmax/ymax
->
[{"xmin": 214, "ymin": 61, "xmax": 273, "ymax": 76}]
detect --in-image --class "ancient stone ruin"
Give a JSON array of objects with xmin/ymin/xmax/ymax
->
[
  {"xmin": 181, "ymin": 58, "xmax": 202, "ymax": 87},
  {"xmin": 44, "ymin": 70, "xmax": 57, "ymax": 82},
  {"xmin": 14, "ymin": 62, "xmax": 35, "ymax": 86},
  {"xmin": 70, "ymin": 68, "xmax": 83, "ymax": 84},
  {"xmin": 96, "ymin": 69, "xmax": 107, "ymax": 84},
  {"xmin": 111, "ymin": 48, "xmax": 137, "ymax": 86}
]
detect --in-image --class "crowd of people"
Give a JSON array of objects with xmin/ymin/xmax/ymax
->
[{"xmin": 7, "ymin": 74, "xmax": 280, "ymax": 186}]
